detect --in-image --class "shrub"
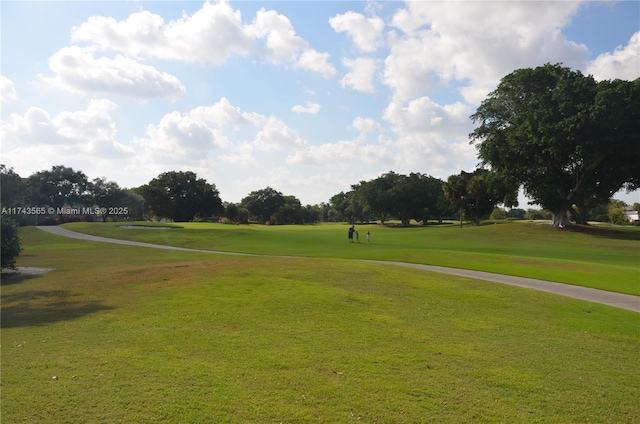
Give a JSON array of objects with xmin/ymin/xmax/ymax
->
[{"xmin": 1, "ymin": 217, "xmax": 22, "ymax": 269}]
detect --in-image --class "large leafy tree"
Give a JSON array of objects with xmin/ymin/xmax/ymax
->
[
  {"xmin": 92, "ymin": 177, "xmax": 126, "ymax": 221},
  {"xmin": 470, "ymin": 63, "xmax": 640, "ymax": 227},
  {"xmin": 443, "ymin": 169, "xmax": 508, "ymax": 225},
  {"xmin": 355, "ymin": 172, "xmax": 449, "ymax": 226},
  {"xmin": 138, "ymin": 171, "xmax": 223, "ymax": 222},
  {"xmin": 241, "ymin": 187, "xmax": 284, "ymax": 223},
  {"xmin": 25, "ymin": 165, "xmax": 92, "ymax": 209},
  {"xmin": 355, "ymin": 171, "xmax": 403, "ymax": 225},
  {"xmin": 329, "ymin": 191, "xmax": 365, "ymax": 223}
]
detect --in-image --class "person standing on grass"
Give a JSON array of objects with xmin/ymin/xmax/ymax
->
[
  {"xmin": 366, "ymin": 231, "xmax": 370, "ymax": 244},
  {"xmin": 355, "ymin": 230, "xmax": 360, "ymax": 243},
  {"xmin": 348, "ymin": 225, "xmax": 355, "ymax": 243}
]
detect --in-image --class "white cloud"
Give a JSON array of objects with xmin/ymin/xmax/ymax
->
[
  {"xmin": 72, "ymin": 3, "xmax": 253, "ymax": 65},
  {"xmin": 136, "ymin": 111, "xmax": 229, "ymax": 160},
  {"xmin": 382, "ymin": 96, "xmax": 476, "ymax": 174},
  {"xmin": 1, "ymin": 99, "xmax": 134, "ymax": 165},
  {"xmin": 44, "ymin": 46, "xmax": 185, "ymax": 100},
  {"xmin": 250, "ymin": 8, "xmax": 307, "ymax": 63},
  {"xmin": 70, "ymin": 1, "xmax": 336, "ymax": 77},
  {"xmin": 253, "ymin": 116, "xmax": 306, "ymax": 151},
  {"xmin": 587, "ymin": 31, "xmax": 640, "ymax": 81},
  {"xmin": 385, "ymin": 1, "xmax": 587, "ymax": 103},
  {"xmin": 329, "ymin": 11, "xmax": 385, "ymax": 52},
  {"xmin": 286, "ymin": 116, "xmax": 389, "ymax": 167},
  {"xmin": 1, "ymin": 76, "xmax": 18, "ymax": 103},
  {"xmin": 292, "ymin": 101, "xmax": 321, "ymax": 114},
  {"xmin": 295, "ymin": 49, "xmax": 337, "ymax": 78},
  {"xmin": 340, "ymin": 58, "xmax": 377, "ymax": 92}
]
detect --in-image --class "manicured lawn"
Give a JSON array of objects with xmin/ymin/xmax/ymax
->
[
  {"xmin": 2, "ymin": 227, "xmax": 639, "ymax": 423},
  {"xmin": 64, "ymin": 221, "xmax": 640, "ymax": 295}
]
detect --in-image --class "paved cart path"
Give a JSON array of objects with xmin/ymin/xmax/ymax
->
[{"xmin": 38, "ymin": 226, "xmax": 640, "ymax": 313}]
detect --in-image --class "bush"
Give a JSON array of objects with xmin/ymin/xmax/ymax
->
[
  {"xmin": 490, "ymin": 208, "xmax": 508, "ymax": 220},
  {"xmin": 1, "ymin": 217, "xmax": 22, "ymax": 269}
]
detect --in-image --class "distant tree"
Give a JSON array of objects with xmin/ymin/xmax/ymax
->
[
  {"xmin": 223, "ymin": 203, "xmax": 249, "ymax": 224},
  {"xmin": 329, "ymin": 191, "xmax": 352, "ymax": 222},
  {"xmin": 510, "ymin": 208, "xmax": 527, "ymax": 220},
  {"xmin": 303, "ymin": 204, "xmax": 321, "ymax": 223},
  {"xmin": 25, "ymin": 165, "xmax": 91, "ymax": 211},
  {"xmin": 1, "ymin": 217, "xmax": 22, "ymax": 269},
  {"xmin": 92, "ymin": 177, "xmax": 126, "ymax": 221},
  {"xmin": 471, "ymin": 63, "xmax": 640, "ymax": 227},
  {"xmin": 608, "ymin": 199, "xmax": 628, "ymax": 225},
  {"xmin": 273, "ymin": 195, "xmax": 304, "ymax": 224},
  {"xmin": 138, "ymin": 171, "xmax": 223, "ymax": 222},
  {"xmin": 241, "ymin": 187, "xmax": 284, "ymax": 223},
  {"xmin": 0, "ymin": 165, "xmax": 24, "ymax": 208},
  {"xmin": 356, "ymin": 172, "xmax": 402, "ymax": 225},
  {"xmin": 119, "ymin": 189, "xmax": 145, "ymax": 221},
  {"xmin": 526, "ymin": 209, "xmax": 552, "ymax": 221},
  {"xmin": 443, "ymin": 169, "xmax": 507, "ymax": 225},
  {"xmin": 490, "ymin": 208, "xmax": 508, "ymax": 220}
]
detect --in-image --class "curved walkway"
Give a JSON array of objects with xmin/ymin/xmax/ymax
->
[{"xmin": 37, "ymin": 226, "xmax": 640, "ymax": 313}]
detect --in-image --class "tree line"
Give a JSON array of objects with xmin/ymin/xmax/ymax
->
[
  {"xmin": 2, "ymin": 162, "xmax": 635, "ymax": 229},
  {"xmin": 1, "ymin": 63, "xmax": 638, "ymax": 229}
]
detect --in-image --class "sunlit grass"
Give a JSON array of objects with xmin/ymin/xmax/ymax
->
[
  {"xmin": 2, "ymin": 227, "xmax": 638, "ymax": 423},
  {"xmin": 63, "ymin": 221, "xmax": 640, "ymax": 295}
]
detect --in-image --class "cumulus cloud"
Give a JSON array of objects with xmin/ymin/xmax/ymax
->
[
  {"xmin": 329, "ymin": 11, "xmax": 385, "ymax": 52},
  {"xmin": 72, "ymin": 3, "xmax": 253, "ymax": 65},
  {"xmin": 382, "ymin": 96, "xmax": 476, "ymax": 174},
  {"xmin": 132, "ymin": 97, "xmax": 306, "ymax": 170},
  {"xmin": 295, "ymin": 49, "xmax": 337, "ymax": 77},
  {"xmin": 292, "ymin": 101, "xmax": 321, "ymax": 114},
  {"xmin": 137, "ymin": 111, "xmax": 230, "ymax": 160},
  {"xmin": 587, "ymin": 31, "xmax": 640, "ymax": 81},
  {"xmin": 1, "ymin": 76, "xmax": 18, "ymax": 103},
  {"xmin": 253, "ymin": 116, "xmax": 306, "ymax": 151},
  {"xmin": 70, "ymin": 1, "xmax": 335, "ymax": 77},
  {"xmin": 286, "ymin": 116, "xmax": 389, "ymax": 167},
  {"xmin": 0, "ymin": 99, "xmax": 134, "ymax": 158},
  {"xmin": 44, "ymin": 46, "xmax": 185, "ymax": 100},
  {"xmin": 249, "ymin": 8, "xmax": 308, "ymax": 63},
  {"xmin": 385, "ymin": 1, "xmax": 587, "ymax": 103},
  {"xmin": 340, "ymin": 58, "xmax": 378, "ymax": 92}
]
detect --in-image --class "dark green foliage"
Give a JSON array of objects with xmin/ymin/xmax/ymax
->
[
  {"xmin": 471, "ymin": 63, "xmax": 640, "ymax": 227},
  {"xmin": 137, "ymin": 171, "xmax": 223, "ymax": 222},
  {"xmin": 25, "ymin": 165, "xmax": 92, "ymax": 210},
  {"xmin": 0, "ymin": 165, "xmax": 24, "ymax": 208},
  {"xmin": 1, "ymin": 217, "xmax": 22, "ymax": 269},
  {"xmin": 354, "ymin": 172, "xmax": 448, "ymax": 226},
  {"xmin": 241, "ymin": 187, "xmax": 284, "ymax": 223},
  {"xmin": 443, "ymin": 169, "xmax": 510, "ymax": 225}
]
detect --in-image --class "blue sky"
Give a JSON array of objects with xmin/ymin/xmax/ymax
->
[{"xmin": 1, "ymin": 0, "xmax": 639, "ymax": 206}]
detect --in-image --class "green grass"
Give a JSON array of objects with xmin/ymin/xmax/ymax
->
[
  {"xmin": 2, "ymin": 227, "xmax": 639, "ymax": 423},
  {"xmin": 63, "ymin": 221, "xmax": 640, "ymax": 295}
]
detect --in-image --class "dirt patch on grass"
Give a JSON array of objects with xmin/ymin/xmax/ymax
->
[{"xmin": 2, "ymin": 267, "xmax": 54, "ymax": 276}]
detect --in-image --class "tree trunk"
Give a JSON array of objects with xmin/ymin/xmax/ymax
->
[{"xmin": 551, "ymin": 209, "xmax": 570, "ymax": 227}]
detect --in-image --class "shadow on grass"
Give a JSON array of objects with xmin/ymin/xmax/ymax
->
[
  {"xmin": 1, "ymin": 289, "xmax": 113, "ymax": 328},
  {"xmin": 564, "ymin": 224, "xmax": 640, "ymax": 241}
]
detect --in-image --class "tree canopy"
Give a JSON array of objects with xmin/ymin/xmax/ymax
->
[
  {"xmin": 241, "ymin": 187, "xmax": 285, "ymax": 223},
  {"xmin": 470, "ymin": 63, "xmax": 640, "ymax": 227},
  {"xmin": 137, "ymin": 171, "xmax": 223, "ymax": 222},
  {"xmin": 353, "ymin": 171, "xmax": 449, "ymax": 226},
  {"xmin": 443, "ymin": 169, "xmax": 511, "ymax": 225}
]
